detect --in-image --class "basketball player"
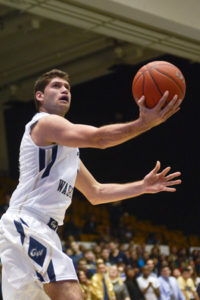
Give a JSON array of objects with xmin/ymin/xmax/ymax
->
[{"xmin": 0, "ymin": 69, "xmax": 182, "ymax": 300}]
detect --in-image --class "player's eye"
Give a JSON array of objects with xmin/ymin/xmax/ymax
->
[{"xmin": 52, "ymin": 83, "xmax": 60, "ymax": 88}]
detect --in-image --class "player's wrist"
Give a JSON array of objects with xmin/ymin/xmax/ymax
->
[
  {"xmin": 137, "ymin": 116, "xmax": 153, "ymax": 132},
  {"xmin": 136, "ymin": 179, "xmax": 147, "ymax": 195},
  {"xmin": 140, "ymin": 178, "xmax": 154, "ymax": 194}
]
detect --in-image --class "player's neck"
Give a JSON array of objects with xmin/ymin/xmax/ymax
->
[{"xmin": 39, "ymin": 107, "xmax": 65, "ymax": 117}]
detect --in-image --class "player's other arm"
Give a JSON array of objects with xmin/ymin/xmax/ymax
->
[
  {"xmin": 32, "ymin": 92, "xmax": 181, "ymax": 149},
  {"xmin": 75, "ymin": 160, "xmax": 181, "ymax": 205}
]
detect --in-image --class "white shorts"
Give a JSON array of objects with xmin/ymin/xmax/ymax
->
[{"xmin": 0, "ymin": 209, "xmax": 78, "ymax": 300}]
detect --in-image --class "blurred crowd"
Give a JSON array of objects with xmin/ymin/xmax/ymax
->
[
  {"xmin": 63, "ymin": 238, "xmax": 200, "ymax": 300},
  {"xmin": 0, "ymin": 183, "xmax": 200, "ymax": 300}
]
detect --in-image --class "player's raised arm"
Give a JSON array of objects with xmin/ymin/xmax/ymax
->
[
  {"xmin": 31, "ymin": 92, "xmax": 181, "ymax": 149},
  {"xmin": 75, "ymin": 160, "xmax": 181, "ymax": 205}
]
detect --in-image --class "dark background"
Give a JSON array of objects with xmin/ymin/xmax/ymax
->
[{"xmin": 4, "ymin": 54, "xmax": 200, "ymax": 234}]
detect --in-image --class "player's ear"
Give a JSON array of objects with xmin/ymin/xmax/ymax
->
[{"xmin": 35, "ymin": 91, "xmax": 44, "ymax": 104}]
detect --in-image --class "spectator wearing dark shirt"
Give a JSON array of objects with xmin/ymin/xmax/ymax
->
[
  {"xmin": 109, "ymin": 241, "xmax": 129, "ymax": 265},
  {"xmin": 125, "ymin": 266, "xmax": 145, "ymax": 300}
]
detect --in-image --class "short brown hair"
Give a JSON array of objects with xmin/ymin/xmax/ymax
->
[{"xmin": 33, "ymin": 69, "xmax": 69, "ymax": 111}]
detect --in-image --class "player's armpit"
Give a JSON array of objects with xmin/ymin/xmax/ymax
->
[{"xmin": 75, "ymin": 160, "xmax": 101, "ymax": 205}]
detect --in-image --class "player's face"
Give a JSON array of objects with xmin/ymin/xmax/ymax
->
[{"xmin": 37, "ymin": 77, "xmax": 71, "ymax": 116}]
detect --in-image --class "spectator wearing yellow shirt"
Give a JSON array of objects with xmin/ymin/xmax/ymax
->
[
  {"xmin": 91, "ymin": 261, "xmax": 116, "ymax": 300},
  {"xmin": 177, "ymin": 268, "xmax": 199, "ymax": 300}
]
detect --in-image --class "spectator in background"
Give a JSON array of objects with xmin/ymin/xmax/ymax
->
[
  {"xmin": 167, "ymin": 255, "xmax": 178, "ymax": 271},
  {"xmin": 177, "ymin": 268, "xmax": 199, "ymax": 300},
  {"xmin": 150, "ymin": 246, "xmax": 160, "ymax": 260},
  {"xmin": 143, "ymin": 252, "xmax": 150, "ymax": 264},
  {"xmin": 137, "ymin": 266, "xmax": 160, "ymax": 300},
  {"xmin": 70, "ymin": 241, "xmax": 83, "ymax": 269},
  {"xmin": 118, "ymin": 263, "xmax": 127, "ymax": 282},
  {"xmin": 91, "ymin": 262, "xmax": 116, "ymax": 300},
  {"xmin": 77, "ymin": 258, "xmax": 94, "ymax": 279},
  {"xmin": 136, "ymin": 246, "xmax": 145, "ymax": 259},
  {"xmin": 108, "ymin": 265, "xmax": 130, "ymax": 300},
  {"xmin": 177, "ymin": 248, "xmax": 189, "ymax": 268},
  {"xmin": 125, "ymin": 266, "xmax": 145, "ymax": 300},
  {"xmin": 78, "ymin": 270, "xmax": 92, "ymax": 300},
  {"xmin": 146, "ymin": 259, "xmax": 158, "ymax": 277},
  {"xmin": 169, "ymin": 246, "xmax": 179, "ymax": 269},
  {"xmin": 187, "ymin": 265, "xmax": 199, "ymax": 288},
  {"xmin": 109, "ymin": 241, "xmax": 129, "ymax": 265},
  {"xmin": 101, "ymin": 248, "xmax": 112, "ymax": 267},
  {"xmin": 172, "ymin": 268, "xmax": 182, "ymax": 279},
  {"xmin": 158, "ymin": 266, "xmax": 185, "ymax": 300},
  {"xmin": 129, "ymin": 250, "xmax": 139, "ymax": 269},
  {"xmin": 138, "ymin": 257, "xmax": 146, "ymax": 269},
  {"xmin": 84, "ymin": 249, "xmax": 97, "ymax": 276},
  {"xmin": 93, "ymin": 244, "xmax": 102, "ymax": 259},
  {"xmin": 170, "ymin": 246, "xmax": 178, "ymax": 257}
]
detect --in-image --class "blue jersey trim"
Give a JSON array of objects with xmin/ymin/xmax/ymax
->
[
  {"xmin": 14, "ymin": 220, "xmax": 25, "ymax": 245},
  {"xmin": 47, "ymin": 259, "xmax": 56, "ymax": 282},
  {"xmin": 42, "ymin": 145, "xmax": 58, "ymax": 178}
]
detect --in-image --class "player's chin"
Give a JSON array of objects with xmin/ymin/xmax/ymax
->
[
  {"xmin": 56, "ymin": 103, "xmax": 70, "ymax": 116},
  {"xmin": 63, "ymin": 104, "xmax": 71, "ymax": 115}
]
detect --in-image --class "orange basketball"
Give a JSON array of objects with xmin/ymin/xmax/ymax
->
[{"xmin": 132, "ymin": 61, "xmax": 186, "ymax": 108}]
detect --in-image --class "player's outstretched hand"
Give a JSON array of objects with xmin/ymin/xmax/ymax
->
[
  {"xmin": 137, "ymin": 91, "xmax": 182, "ymax": 129},
  {"xmin": 143, "ymin": 161, "xmax": 181, "ymax": 194}
]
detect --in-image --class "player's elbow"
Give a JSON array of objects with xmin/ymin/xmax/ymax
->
[
  {"xmin": 86, "ymin": 185, "xmax": 103, "ymax": 205},
  {"xmin": 87, "ymin": 194, "xmax": 101, "ymax": 205},
  {"xmin": 96, "ymin": 139, "xmax": 110, "ymax": 149},
  {"xmin": 87, "ymin": 198, "xmax": 99, "ymax": 205}
]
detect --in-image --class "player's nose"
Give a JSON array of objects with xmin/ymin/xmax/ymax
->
[{"xmin": 61, "ymin": 86, "xmax": 69, "ymax": 94}]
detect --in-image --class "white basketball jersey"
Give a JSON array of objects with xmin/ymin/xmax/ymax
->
[{"xmin": 9, "ymin": 112, "xmax": 80, "ymax": 225}]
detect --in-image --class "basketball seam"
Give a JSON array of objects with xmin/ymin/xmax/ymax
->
[
  {"xmin": 142, "ymin": 73, "xmax": 145, "ymax": 95},
  {"xmin": 132, "ymin": 72, "xmax": 143, "ymax": 88},
  {"xmin": 147, "ymin": 67, "xmax": 162, "ymax": 106},
  {"xmin": 154, "ymin": 67, "xmax": 185, "ymax": 97}
]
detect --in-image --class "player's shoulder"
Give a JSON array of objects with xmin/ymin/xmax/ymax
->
[
  {"xmin": 37, "ymin": 113, "xmax": 71, "ymax": 128},
  {"xmin": 39, "ymin": 113, "xmax": 62, "ymax": 122}
]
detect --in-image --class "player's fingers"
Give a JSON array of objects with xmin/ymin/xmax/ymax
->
[
  {"xmin": 152, "ymin": 161, "xmax": 161, "ymax": 173},
  {"xmin": 158, "ymin": 166, "xmax": 171, "ymax": 177},
  {"xmin": 163, "ymin": 187, "xmax": 176, "ymax": 192},
  {"xmin": 154, "ymin": 91, "xmax": 169, "ymax": 110},
  {"xmin": 166, "ymin": 172, "xmax": 181, "ymax": 181},
  {"xmin": 137, "ymin": 95, "xmax": 146, "ymax": 107},
  {"xmin": 172, "ymin": 97, "xmax": 182, "ymax": 110},
  {"xmin": 165, "ymin": 179, "xmax": 182, "ymax": 186},
  {"xmin": 161, "ymin": 95, "xmax": 180, "ymax": 117}
]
